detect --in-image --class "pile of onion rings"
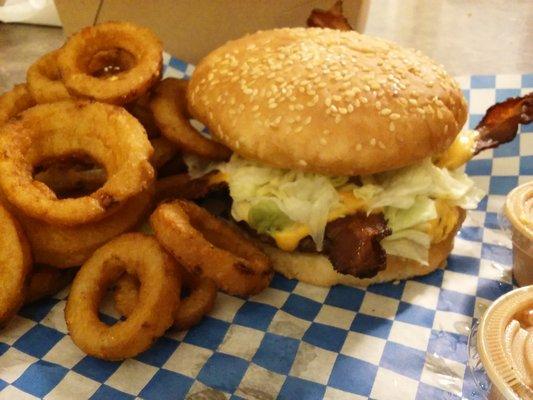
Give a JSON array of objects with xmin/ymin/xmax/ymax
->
[
  {"xmin": 65, "ymin": 233, "xmax": 180, "ymax": 360},
  {"xmin": 151, "ymin": 200, "xmax": 273, "ymax": 296},
  {"xmin": 0, "ymin": 21, "xmax": 275, "ymax": 360}
]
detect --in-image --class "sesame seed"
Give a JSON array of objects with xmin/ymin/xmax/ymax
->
[
  {"xmin": 378, "ymin": 141, "xmax": 386, "ymax": 149},
  {"xmin": 356, "ymin": 144, "xmax": 363, "ymax": 151},
  {"xmin": 380, "ymin": 108, "xmax": 392, "ymax": 116},
  {"xmin": 339, "ymin": 107, "xmax": 347, "ymax": 114},
  {"xmin": 360, "ymin": 97, "xmax": 368, "ymax": 104},
  {"xmin": 323, "ymin": 129, "xmax": 330, "ymax": 135},
  {"xmin": 268, "ymin": 102, "xmax": 278, "ymax": 109},
  {"xmin": 303, "ymin": 116, "xmax": 312, "ymax": 125},
  {"xmin": 389, "ymin": 113, "xmax": 401, "ymax": 120},
  {"xmin": 363, "ymin": 85, "xmax": 371, "ymax": 92},
  {"xmin": 408, "ymin": 99, "xmax": 418, "ymax": 106},
  {"xmin": 389, "ymin": 122, "xmax": 396, "ymax": 132},
  {"xmin": 347, "ymin": 104, "xmax": 354, "ymax": 113},
  {"xmin": 325, "ymin": 98, "xmax": 332, "ymax": 107},
  {"xmin": 334, "ymin": 115, "xmax": 342, "ymax": 124},
  {"xmin": 444, "ymin": 125, "xmax": 449, "ymax": 133},
  {"xmin": 298, "ymin": 159, "xmax": 308, "ymax": 166},
  {"xmin": 320, "ymin": 138, "xmax": 327, "ymax": 145},
  {"xmin": 437, "ymin": 109, "xmax": 444, "ymax": 119},
  {"xmin": 370, "ymin": 138, "xmax": 377, "ymax": 146}
]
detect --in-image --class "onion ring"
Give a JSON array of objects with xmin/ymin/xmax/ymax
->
[
  {"xmin": 0, "ymin": 100, "xmax": 154, "ymax": 226},
  {"xmin": 150, "ymin": 78, "xmax": 231, "ymax": 160},
  {"xmin": 26, "ymin": 50, "xmax": 71, "ymax": 104},
  {"xmin": 25, "ymin": 265, "xmax": 76, "ymax": 304},
  {"xmin": 0, "ymin": 203, "xmax": 32, "ymax": 327},
  {"xmin": 114, "ymin": 269, "xmax": 217, "ymax": 331},
  {"xmin": 150, "ymin": 200, "xmax": 272, "ymax": 296},
  {"xmin": 33, "ymin": 156, "xmax": 107, "ymax": 199},
  {"xmin": 173, "ymin": 274, "xmax": 217, "ymax": 330},
  {"xmin": 16, "ymin": 186, "xmax": 153, "ymax": 269},
  {"xmin": 126, "ymin": 92, "xmax": 160, "ymax": 138},
  {"xmin": 65, "ymin": 233, "xmax": 180, "ymax": 360},
  {"xmin": 57, "ymin": 22, "xmax": 163, "ymax": 105},
  {"xmin": 150, "ymin": 136, "xmax": 179, "ymax": 171},
  {"xmin": 0, "ymin": 84, "xmax": 36, "ymax": 125}
]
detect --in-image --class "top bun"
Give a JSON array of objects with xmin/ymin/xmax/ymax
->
[{"xmin": 188, "ymin": 28, "xmax": 467, "ymax": 176}]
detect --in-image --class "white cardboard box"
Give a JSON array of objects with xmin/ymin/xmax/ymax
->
[{"xmin": 54, "ymin": 0, "xmax": 370, "ymax": 63}]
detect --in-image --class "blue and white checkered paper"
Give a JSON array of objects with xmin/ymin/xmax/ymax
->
[{"xmin": 0, "ymin": 57, "xmax": 531, "ymax": 399}]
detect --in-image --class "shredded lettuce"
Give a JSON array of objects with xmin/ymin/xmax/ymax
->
[
  {"xmin": 354, "ymin": 158, "xmax": 485, "ymax": 264},
  {"xmin": 248, "ymin": 200, "xmax": 292, "ymax": 234},
  {"xmin": 185, "ymin": 155, "xmax": 484, "ymax": 264},
  {"xmin": 354, "ymin": 158, "xmax": 484, "ymax": 210},
  {"xmin": 219, "ymin": 155, "xmax": 346, "ymax": 250},
  {"xmin": 381, "ymin": 229, "xmax": 431, "ymax": 265}
]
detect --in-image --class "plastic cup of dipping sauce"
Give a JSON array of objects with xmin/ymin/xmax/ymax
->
[
  {"xmin": 504, "ymin": 181, "xmax": 533, "ymax": 287},
  {"xmin": 478, "ymin": 286, "xmax": 533, "ymax": 400}
]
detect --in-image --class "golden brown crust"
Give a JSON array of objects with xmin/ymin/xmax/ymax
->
[
  {"xmin": 0, "ymin": 203, "xmax": 32, "ymax": 326},
  {"xmin": 58, "ymin": 21, "xmax": 163, "ymax": 105},
  {"xmin": 0, "ymin": 84, "xmax": 35, "ymax": 125},
  {"xmin": 264, "ymin": 208, "xmax": 466, "ymax": 287},
  {"xmin": 188, "ymin": 28, "xmax": 467, "ymax": 176},
  {"xmin": 26, "ymin": 50, "xmax": 71, "ymax": 104}
]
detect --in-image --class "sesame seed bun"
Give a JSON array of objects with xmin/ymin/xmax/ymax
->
[
  {"xmin": 188, "ymin": 28, "xmax": 467, "ymax": 176},
  {"xmin": 262, "ymin": 208, "xmax": 465, "ymax": 287}
]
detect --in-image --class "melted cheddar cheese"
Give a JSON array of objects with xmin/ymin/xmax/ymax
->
[
  {"xmin": 435, "ymin": 130, "xmax": 480, "ymax": 170},
  {"xmin": 427, "ymin": 199, "xmax": 460, "ymax": 243},
  {"xmin": 272, "ymin": 191, "xmax": 367, "ymax": 251}
]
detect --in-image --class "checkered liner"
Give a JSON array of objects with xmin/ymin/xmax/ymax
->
[{"xmin": 0, "ymin": 55, "xmax": 531, "ymax": 399}]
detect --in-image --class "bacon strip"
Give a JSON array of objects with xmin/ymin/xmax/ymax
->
[
  {"xmin": 474, "ymin": 92, "xmax": 532, "ymax": 155},
  {"xmin": 324, "ymin": 212, "xmax": 392, "ymax": 278},
  {"xmin": 307, "ymin": 0, "xmax": 353, "ymax": 31}
]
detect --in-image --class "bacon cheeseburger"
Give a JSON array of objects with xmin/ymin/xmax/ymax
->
[{"xmin": 186, "ymin": 28, "xmax": 525, "ymax": 287}]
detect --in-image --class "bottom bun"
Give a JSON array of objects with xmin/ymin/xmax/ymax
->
[{"xmin": 263, "ymin": 209, "xmax": 466, "ymax": 287}]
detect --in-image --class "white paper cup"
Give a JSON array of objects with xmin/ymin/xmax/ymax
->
[
  {"xmin": 477, "ymin": 286, "xmax": 533, "ymax": 400},
  {"xmin": 504, "ymin": 181, "xmax": 533, "ymax": 287}
]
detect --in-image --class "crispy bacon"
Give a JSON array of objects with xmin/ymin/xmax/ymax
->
[
  {"xmin": 474, "ymin": 92, "xmax": 532, "ymax": 155},
  {"xmin": 307, "ymin": 0, "xmax": 353, "ymax": 31},
  {"xmin": 324, "ymin": 212, "xmax": 392, "ymax": 278}
]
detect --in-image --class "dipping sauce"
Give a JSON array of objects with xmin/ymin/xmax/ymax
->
[
  {"xmin": 478, "ymin": 286, "xmax": 533, "ymax": 400},
  {"xmin": 504, "ymin": 182, "xmax": 533, "ymax": 287}
]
